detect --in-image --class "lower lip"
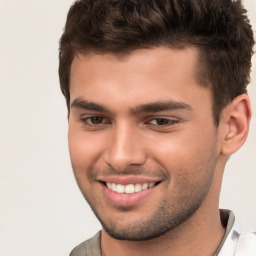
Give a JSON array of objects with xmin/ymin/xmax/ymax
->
[{"xmin": 101, "ymin": 183, "xmax": 156, "ymax": 207}]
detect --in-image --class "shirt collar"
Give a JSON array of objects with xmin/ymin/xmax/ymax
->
[{"xmin": 214, "ymin": 209, "xmax": 241, "ymax": 256}]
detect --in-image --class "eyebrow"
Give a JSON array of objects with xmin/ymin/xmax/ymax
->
[
  {"xmin": 130, "ymin": 100, "xmax": 192, "ymax": 114},
  {"xmin": 70, "ymin": 98, "xmax": 192, "ymax": 115},
  {"xmin": 71, "ymin": 98, "xmax": 114, "ymax": 114}
]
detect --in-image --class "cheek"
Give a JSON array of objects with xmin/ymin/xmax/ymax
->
[
  {"xmin": 68, "ymin": 127, "xmax": 105, "ymax": 168},
  {"xmin": 148, "ymin": 126, "xmax": 217, "ymax": 175}
]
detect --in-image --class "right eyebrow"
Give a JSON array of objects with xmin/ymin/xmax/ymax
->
[
  {"xmin": 130, "ymin": 100, "xmax": 192, "ymax": 115},
  {"xmin": 70, "ymin": 98, "xmax": 114, "ymax": 115}
]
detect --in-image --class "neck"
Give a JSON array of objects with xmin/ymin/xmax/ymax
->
[{"xmin": 101, "ymin": 207, "xmax": 225, "ymax": 256}]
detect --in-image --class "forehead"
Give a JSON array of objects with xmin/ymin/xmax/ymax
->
[
  {"xmin": 69, "ymin": 47, "xmax": 211, "ymax": 112},
  {"xmin": 70, "ymin": 47, "xmax": 199, "ymax": 81}
]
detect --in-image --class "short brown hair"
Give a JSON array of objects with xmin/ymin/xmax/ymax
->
[{"xmin": 59, "ymin": 0, "xmax": 254, "ymax": 125}]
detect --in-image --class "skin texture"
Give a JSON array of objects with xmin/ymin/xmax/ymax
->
[{"xmin": 68, "ymin": 47, "xmax": 251, "ymax": 256}]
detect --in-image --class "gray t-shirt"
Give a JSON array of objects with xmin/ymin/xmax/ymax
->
[{"xmin": 70, "ymin": 231, "xmax": 102, "ymax": 256}]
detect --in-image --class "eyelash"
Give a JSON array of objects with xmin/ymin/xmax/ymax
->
[
  {"xmin": 80, "ymin": 116, "xmax": 110, "ymax": 126},
  {"xmin": 147, "ymin": 118, "xmax": 179, "ymax": 126},
  {"xmin": 79, "ymin": 116, "xmax": 179, "ymax": 129}
]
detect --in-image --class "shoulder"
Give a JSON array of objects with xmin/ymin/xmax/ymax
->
[
  {"xmin": 69, "ymin": 240, "xmax": 87, "ymax": 256},
  {"xmin": 235, "ymin": 232, "xmax": 256, "ymax": 255},
  {"xmin": 217, "ymin": 210, "xmax": 256, "ymax": 256},
  {"xmin": 69, "ymin": 231, "xmax": 102, "ymax": 256}
]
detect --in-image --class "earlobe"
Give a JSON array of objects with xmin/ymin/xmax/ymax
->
[{"xmin": 221, "ymin": 94, "xmax": 251, "ymax": 156}]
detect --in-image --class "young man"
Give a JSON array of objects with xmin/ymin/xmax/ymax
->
[{"xmin": 59, "ymin": 0, "xmax": 255, "ymax": 255}]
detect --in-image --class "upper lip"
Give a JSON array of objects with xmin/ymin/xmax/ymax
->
[{"xmin": 98, "ymin": 175, "xmax": 162, "ymax": 185}]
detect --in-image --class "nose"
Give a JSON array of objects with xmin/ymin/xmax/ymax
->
[{"xmin": 104, "ymin": 123, "xmax": 147, "ymax": 171}]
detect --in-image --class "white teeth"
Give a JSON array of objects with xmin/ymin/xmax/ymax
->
[
  {"xmin": 134, "ymin": 184, "xmax": 142, "ymax": 192},
  {"xmin": 142, "ymin": 183, "xmax": 148, "ymax": 190},
  {"xmin": 116, "ymin": 184, "xmax": 125, "ymax": 193},
  {"xmin": 106, "ymin": 182, "xmax": 112, "ymax": 189},
  {"xmin": 106, "ymin": 182, "xmax": 156, "ymax": 194},
  {"xmin": 149, "ymin": 182, "xmax": 155, "ymax": 188},
  {"xmin": 125, "ymin": 184, "xmax": 135, "ymax": 194},
  {"xmin": 112, "ymin": 183, "xmax": 117, "ymax": 192}
]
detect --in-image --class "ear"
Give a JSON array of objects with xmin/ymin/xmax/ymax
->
[{"xmin": 220, "ymin": 94, "xmax": 251, "ymax": 156}]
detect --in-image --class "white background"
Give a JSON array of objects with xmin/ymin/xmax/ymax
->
[{"xmin": 0, "ymin": 1, "xmax": 255, "ymax": 255}]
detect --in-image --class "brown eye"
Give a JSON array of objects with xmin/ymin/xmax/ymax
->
[
  {"xmin": 149, "ymin": 118, "xmax": 178, "ymax": 126},
  {"xmin": 80, "ymin": 116, "xmax": 109, "ymax": 126},
  {"xmin": 155, "ymin": 118, "xmax": 170, "ymax": 125},
  {"xmin": 90, "ymin": 116, "xmax": 104, "ymax": 124}
]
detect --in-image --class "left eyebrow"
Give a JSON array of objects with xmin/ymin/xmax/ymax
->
[{"xmin": 130, "ymin": 100, "xmax": 192, "ymax": 115}]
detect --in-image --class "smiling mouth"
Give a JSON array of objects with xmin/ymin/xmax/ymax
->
[{"xmin": 103, "ymin": 182, "xmax": 161, "ymax": 194}]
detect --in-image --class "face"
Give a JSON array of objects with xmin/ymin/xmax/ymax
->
[{"xmin": 68, "ymin": 47, "xmax": 221, "ymax": 241}]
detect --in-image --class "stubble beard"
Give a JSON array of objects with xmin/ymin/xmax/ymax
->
[
  {"xmin": 73, "ymin": 153, "xmax": 218, "ymax": 241},
  {"xmin": 92, "ymin": 194, "xmax": 207, "ymax": 241}
]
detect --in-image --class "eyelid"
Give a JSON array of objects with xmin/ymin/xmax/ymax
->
[
  {"xmin": 78, "ymin": 114, "xmax": 180, "ymax": 128},
  {"xmin": 149, "ymin": 118, "xmax": 178, "ymax": 125},
  {"xmin": 146, "ymin": 116, "xmax": 179, "ymax": 124},
  {"xmin": 80, "ymin": 115, "xmax": 111, "ymax": 125}
]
